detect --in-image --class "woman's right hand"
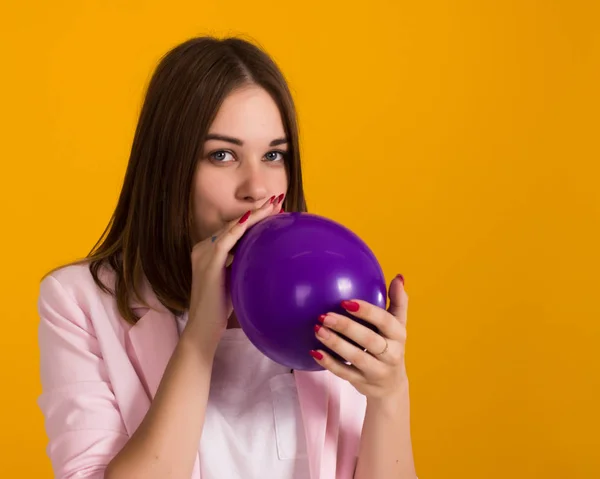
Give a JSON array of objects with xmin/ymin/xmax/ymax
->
[{"xmin": 184, "ymin": 195, "xmax": 283, "ymax": 355}]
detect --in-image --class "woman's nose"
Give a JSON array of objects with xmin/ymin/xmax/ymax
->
[{"xmin": 235, "ymin": 164, "xmax": 269, "ymax": 204}]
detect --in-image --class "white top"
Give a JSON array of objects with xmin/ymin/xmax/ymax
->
[{"xmin": 176, "ymin": 315, "xmax": 311, "ymax": 479}]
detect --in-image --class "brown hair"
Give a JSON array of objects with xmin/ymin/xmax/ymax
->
[{"xmin": 84, "ymin": 36, "xmax": 306, "ymax": 324}]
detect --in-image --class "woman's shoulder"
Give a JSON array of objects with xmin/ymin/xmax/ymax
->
[
  {"xmin": 37, "ymin": 261, "xmax": 135, "ymax": 344},
  {"xmin": 39, "ymin": 261, "xmax": 117, "ymax": 310}
]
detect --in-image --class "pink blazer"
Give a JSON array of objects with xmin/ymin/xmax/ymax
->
[{"xmin": 37, "ymin": 264, "xmax": 366, "ymax": 479}]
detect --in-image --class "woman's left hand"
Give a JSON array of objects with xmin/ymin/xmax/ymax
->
[{"xmin": 310, "ymin": 274, "xmax": 409, "ymax": 400}]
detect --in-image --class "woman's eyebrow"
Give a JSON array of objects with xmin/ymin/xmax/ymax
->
[{"xmin": 205, "ymin": 133, "xmax": 288, "ymax": 147}]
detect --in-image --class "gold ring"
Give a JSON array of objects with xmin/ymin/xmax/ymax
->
[{"xmin": 375, "ymin": 339, "xmax": 389, "ymax": 356}]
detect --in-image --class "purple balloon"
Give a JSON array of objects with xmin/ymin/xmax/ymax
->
[{"xmin": 229, "ymin": 212, "xmax": 387, "ymax": 371}]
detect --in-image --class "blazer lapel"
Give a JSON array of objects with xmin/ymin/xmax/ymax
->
[
  {"xmin": 322, "ymin": 374, "xmax": 341, "ymax": 477},
  {"xmin": 128, "ymin": 307, "xmax": 179, "ymax": 399},
  {"xmin": 120, "ymin": 277, "xmax": 201, "ymax": 478},
  {"xmin": 295, "ymin": 370, "xmax": 341, "ymax": 479},
  {"xmin": 127, "ymin": 308, "xmax": 202, "ymax": 479},
  {"xmin": 125, "ymin": 277, "xmax": 180, "ymax": 400}
]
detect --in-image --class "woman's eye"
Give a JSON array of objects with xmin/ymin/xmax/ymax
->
[
  {"xmin": 210, "ymin": 151, "xmax": 234, "ymax": 162},
  {"xmin": 265, "ymin": 151, "xmax": 286, "ymax": 162}
]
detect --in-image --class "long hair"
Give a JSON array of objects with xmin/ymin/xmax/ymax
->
[{"xmin": 82, "ymin": 37, "xmax": 306, "ymax": 324}]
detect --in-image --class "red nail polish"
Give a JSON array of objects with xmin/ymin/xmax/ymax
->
[
  {"xmin": 279, "ymin": 207, "xmax": 285, "ymax": 214},
  {"xmin": 269, "ymin": 195, "xmax": 276, "ymax": 204},
  {"xmin": 341, "ymin": 300, "xmax": 359, "ymax": 312},
  {"xmin": 277, "ymin": 193, "xmax": 285, "ymax": 204},
  {"xmin": 310, "ymin": 350, "xmax": 323, "ymax": 360},
  {"xmin": 238, "ymin": 211, "xmax": 251, "ymax": 224},
  {"xmin": 397, "ymin": 274, "xmax": 405, "ymax": 285},
  {"xmin": 318, "ymin": 314, "xmax": 326, "ymax": 323},
  {"xmin": 314, "ymin": 324, "xmax": 322, "ymax": 333}
]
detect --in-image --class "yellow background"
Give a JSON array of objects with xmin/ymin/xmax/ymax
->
[{"xmin": 1, "ymin": 1, "xmax": 599, "ymax": 477}]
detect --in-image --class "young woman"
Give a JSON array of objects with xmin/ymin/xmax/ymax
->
[{"xmin": 37, "ymin": 36, "xmax": 417, "ymax": 479}]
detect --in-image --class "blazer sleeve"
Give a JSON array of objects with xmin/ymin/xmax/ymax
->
[{"xmin": 37, "ymin": 274, "xmax": 129, "ymax": 479}]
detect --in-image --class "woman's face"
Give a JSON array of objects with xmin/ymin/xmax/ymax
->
[{"xmin": 192, "ymin": 85, "xmax": 289, "ymax": 242}]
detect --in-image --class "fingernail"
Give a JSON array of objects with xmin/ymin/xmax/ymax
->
[
  {"xmin": 397, "ymin": 274, "xmax": 405, "ymax": 285},
  {"xmin": 310, "ymin": 350, "xmax": 323, "ymax": 360},
  {"xmin": 279, "ymin": 207, "xmax": 285, "ymax": 214},
  {"xmin": 269, "ymin": 195, "xmax": 276, "ymax": 204},
  {"xmin": 341, "ymin": 300, "xmax": 359, "ymax": 312},
  {"xmin": 277, "ymin": 193, "xmax": 285, "ymax": 204},
  {"xmin": 238, "ymin": 211, "xmax": 251, "ymax": 224},
  {"xmin": 322, "ymin": 314, "xmax": 337, "ymax": 327},
  {"xmin": 314, "ymin": 324, "xmax": 322, "ymax": 333},
  {"xmin": 318, "ymin": 314, "xmax": 326, "ymax": 323}
]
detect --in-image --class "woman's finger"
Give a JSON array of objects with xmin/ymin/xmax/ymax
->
[
  {"xmin": 338, "ymin": 299, "xmax": 403, "ymax": 341},
  {"xmin": 318, "ymin": 312, "xmax": 388, "ymax": 358},
  {"xmin": 387, "ymin": 274, "xmax": 408, "ymax": 325},
  {"xmin": 314, "ymin": 324, "xmax": 385, "ymax": 374},
  {"xmin": 210, "ymin": 194, "xmax": 281, "ymax": 243},
  {"xmin": 211, "ymin": 195, "xmax": 282, "ymax": 265},
  {"xmin": 309, "ymin": 349, "xmax": 365, "ymax": 384}
]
